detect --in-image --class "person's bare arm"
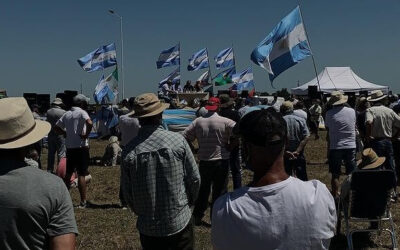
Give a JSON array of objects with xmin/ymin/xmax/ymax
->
[
  {"xmin": 81, "ymin": 119, "xmax": 93, "ymax": 139},
  {"xmin": 54, "ymin": 125, "xmax": 66, "ymax": 136},
  {"xmin": 295, "ymin": 135, "xmax": 310, "ymax": 155},
  {"xmin": 49, "ymin": 233, "xmax": 75, "ymax": 250}
]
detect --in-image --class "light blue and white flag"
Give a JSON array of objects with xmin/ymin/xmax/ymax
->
[
  {"xmin": 232, "ymin": 67, "xmax": 255, "ymax": 91},
  {"xmin": 215, "ymin": 47, "xmax": 234, "ymax": 69},
  {"xmin": 159, "ymin": 67, "xmax": 180, "ymax": 87},
  {"xmin": 94, "ymin": 75, "xmax": 116, "ymax": 104},
  {"xmin": 250, "ymin": 6, "xmax": 311, "ymax": 81},
  {"xmin": 187, "ymin": 48, "xmax": 209, "ymax": 71},
  {"xmin": 197, "ymin": 70, "xmax": 210, "ymax": 82},
  {"xmin": 78, "ymin": 43, "xmax": 117, "ymax": 72},
  {"xmin": 156, "ymin": 44, "xmax": 180, "ymax": 69}
]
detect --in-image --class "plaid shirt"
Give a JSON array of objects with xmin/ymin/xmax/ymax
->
[{"xmin": 121, "ymin": 125, "xmax": 200, "ymax": 237}]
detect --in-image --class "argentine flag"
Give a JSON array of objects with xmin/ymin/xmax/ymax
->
[
  {"xmin": 156, "ymin": 44, "xmax": 180, "ymax": 69},
  {"xmin": 232, "ymin": 68, "xmax": 255, "ymax": 91},
  {"xmin": 197, "ymin": 70, "xmax": 210, "ymax": 82},
  {"xmin": 94, "ymin": 74, "xmax": 116, "ymax": 104},
  {"xmin": 215, "ymin": 47, "xmax": 234, "ymax": 69},
  {"xmin": 159, "ymin": 67, "xmax": 180, "ymax": 87},
  {"xmin": 251, "ymin": 6, "xmax": 311, "ymax": 81},
  {"xmin": 187, "ymin": 48, "xmax": 209, "ymax": 71},
  {"xmin": 78, "ymin": 43, "xmax": 117, "ymax": 73}
]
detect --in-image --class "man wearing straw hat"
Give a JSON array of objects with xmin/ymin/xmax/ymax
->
[
  {"xmin": 46, "ymin": 97, "xmax": 66, "ymax": 173},
  {"xmin": 366, "ymin": 90, "xmax": 400, "ymax": 177},
  {"xmin": 325, "ymin": 91, "xmax": 357, "ymax": 198},
  {"xmin": 0, "ymin": 98, "xmax": 78, "ymax": 249},
  {"xmin": 121, "ymin": 93, "xmax": 200, "ymax": 250}
]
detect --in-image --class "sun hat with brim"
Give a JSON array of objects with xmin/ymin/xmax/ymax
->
[
  {"xmin": 52, "ymin": 97, "xmax": 63, "ymax": 106},
  {"xmin": 132, "ymin": 93, "xmax": 169, "ymax": 118},
  {"xmin": 327, "ymin": 91, "xmax": 348, "ymax": 106},
  {"xmin": 205, "ymin": 97, "xmax": 220, "ymax": 111},
  {"xmin": 0, "ymin": 98, "xmax": 51, "ymax": 149},
  {"xmin": 219, "ymin": 94, "xmax": 234, "ymax": 108},
  {"xmin": 367, "ymin": 90, "xmax": 387, "ymax": 102},
  {"xmin": 357, "ymin": 148, "xmax": 385, "ymax": 170}
]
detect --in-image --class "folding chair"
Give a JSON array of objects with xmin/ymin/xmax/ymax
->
[{"xmin": 338, "ymin": 170, "xmax": 397, "ymax": 250}]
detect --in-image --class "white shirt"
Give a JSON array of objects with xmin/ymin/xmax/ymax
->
[
  {"xmin": 161, "ymin": 83, "xmax": 170, "ymax": 96},
  {"xmin": 212, "ymin": 177, "xmax": 336, "ymax": 250},
  {"xmin": 119, "ymin": 114, "xmax": 140, "ymax": 147},
  {"xmin": 56, "ymin": 107, "xmax": 90, "ymax": 149},
  {"xmin": 293, "ymin": 109, "xmax": 308, "ymax": 121},
  {"xmin": 325, "ymin": 106, "xmax": 356, "ymax": 149}
]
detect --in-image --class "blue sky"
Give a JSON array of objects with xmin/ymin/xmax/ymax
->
[{"xmin": 1, "ymin": 0, "xmax": 400, "ymax": 99}]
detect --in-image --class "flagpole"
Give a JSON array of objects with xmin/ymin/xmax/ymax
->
[
  {"xmin": 298, "ymin": 5, "xmax": 321, "ymax": 93},
  {"xmin": 206, "ymin": 48, "xmax": 213, "ymax": 96},
  {"xmin": 179, "ymin": 41, "xmax": 181, "ymax": 87}
]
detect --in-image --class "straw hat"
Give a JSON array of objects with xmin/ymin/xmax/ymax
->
[
  {"xmin": 327, "ymin": 91, "xmax": 348, "ymax": 106},
  {"xmin": 280, "ymin": 101, "xmax": 293, "ymax": 114},
  {"xmin": 132, "ymin": 93, "xmax": 169, "ymax": 118},
  {"xmin": 357, "ymin": 148, "xmax": 385, "ymax": 170},
  {"xmin": 367, "ymin": 90, "xmax": 387, "ymax": 102},
  {"xmin": 0, "ymin": 98, "xmax": 51, "ymax": 149},
  {"xmin": 51, "ymin": 97, "xmax": 63, "ymax": 106},
  {"xmin": 219, "ymin": 94, "xmax": 234, "ymax": 108}
]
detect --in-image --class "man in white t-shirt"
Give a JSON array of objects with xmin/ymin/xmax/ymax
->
[
  {"xmin": 212, "ymin": 108, "xmax": 336, "ymax": 250},
  {"xmin": 56, "ymin": 94, "xmax": 93, "ymax": 208},
  {"xmin": 325, "ymin": 91, "xmax": 356, "ymax": 198}
]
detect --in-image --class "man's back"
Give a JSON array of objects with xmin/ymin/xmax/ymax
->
[
  {"xmin": 57, "ymin": 107, "xmax": 90, "ymax": 148},
  {"xmin": 325, "ymin": 106, "xmax": 356, "ymax": 149},
  {"xmin": 122, "ymin": 125, "xmax": 199, "ymax": 237},
  {"xmin": 0, "ymin": 160, "xmax": 78, "ymax": 250},
  {"xmin": 183, "ymin": 112, "xmax": 235, "ymax": 161},
  {"xmin": 212, "ymin": 177, "xmax": 336, "ymax": 250},
  {"xmin": 366, "ymin": 105, "xmax": 400, "ymax": 138},
  {"xmin": 283, "ymin": 114, "xmax": 309, "ymax": 152},
  {"xmin": 46, "ymin": 107, "xmax": 66, "ymax": 136}
]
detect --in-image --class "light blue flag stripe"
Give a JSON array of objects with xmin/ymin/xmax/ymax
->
[
  {"xmin": 250, "ymin": 6, "xmax": 311, "ymax": 81},
  {"xmin": 187, "ymin": 48, "xmax": 209, "ymax": 71},
  {"xmin": 215, "ymin": 47, "xmax": 234, "ymax": 69},
  {"xmin": 78, "ymin": 43, "xmax": 117, "ymax": 73},
  {"xmin": 232, "ymin": 68, "xmax": 255, "ymax": 91},
  {"xmin": 159, "ymin": 67, "xmax": 180, "ymax": 87},
  {"xmin": 156, "ymin": 44, "xmax": 180, "ymax": 69}
]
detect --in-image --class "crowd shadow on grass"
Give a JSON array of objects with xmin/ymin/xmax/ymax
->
[
  {"xmin": 330, "ymin": 232, "xmax": 379, "ymax": 250},
  {"xmin": 86, "ymin": 201, "xmax": 123, "ymax": 209}
]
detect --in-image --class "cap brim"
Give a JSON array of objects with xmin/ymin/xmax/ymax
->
[
  {"xmin": 0, "ymin": 120, "xmax": 51, "ymax": 149},
  {"xmin": 132, "ymin": 103, "xmax": 169, "ymax": 118},
  {"xmin": 205, "ymin": 105, "xmax": 218, "ymax": 111},
  {"xmin": 357, "ymin": 157, "xmax": 386, "ymax": 170},
  {"xmin": 330, "ymin": 96, "xmax": 348, "ymax": 106}
]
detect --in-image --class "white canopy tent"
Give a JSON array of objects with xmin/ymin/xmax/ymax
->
[{"xmin": 291, "ymin": 67, "xmax": 389, "ymax": 95}]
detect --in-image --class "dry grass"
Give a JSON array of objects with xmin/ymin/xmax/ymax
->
[{"xmin": 39, "ymin": 131, "xmax": 400, "ymax": 249}]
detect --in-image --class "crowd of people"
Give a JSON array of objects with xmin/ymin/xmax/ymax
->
[{"xmin": 0, "ymin": 88, "xmax": 400, "ymax": 249}]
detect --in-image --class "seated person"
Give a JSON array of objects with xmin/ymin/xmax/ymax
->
[
  {"xmin": 158, "ymin": 80, "xmax": 174, "ymax": 103},
  {"xmin": 194, "ymin": 81, "xmax": 203, "ymax": 92},
  {"xmin": 212, "ymin": 108, "xmax": 336, "ymax": 250},
  {"xmin": 183, "ymin": 80, "xmax": 194, "ymax": 92},
  {"xmin": 102, "ymin": 136, "xmax": 122, "ymax": 166},
  {"xmin": 340, "ymin": 148, "xmax": 385, "ymax": 205}
]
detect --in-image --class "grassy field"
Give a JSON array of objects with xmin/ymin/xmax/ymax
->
[{"xmin": 40, "ymin": 131, "xmax": 399, "ymax": 249}]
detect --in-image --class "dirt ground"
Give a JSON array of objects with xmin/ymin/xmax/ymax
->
[{"xmin": 40, "ymin": 131, "xmax": 399, "ymax": 249}]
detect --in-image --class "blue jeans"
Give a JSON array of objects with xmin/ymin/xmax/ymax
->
[
  {"xmin": 329, "ymin": 148, "xmax": 356, "ymax": 175},
  {"xmin": 370, "ymin": 139, "xmax": 395, "ymax": 180},
  {"xmin": 284, "ymin": 153, "xmax": 308, "ymax": 181},
  {"xmin": 47, "ymin": 135, "xmax": 66, "ymax": 172}
]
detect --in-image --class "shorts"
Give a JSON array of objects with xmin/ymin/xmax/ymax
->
[
  {"xmin": 328, "ymin": 148, "xmax": 356, "ymax": 176},
  {"xmin": 66, "ymin": 147, "xmax": 90, "ymax": 176}
]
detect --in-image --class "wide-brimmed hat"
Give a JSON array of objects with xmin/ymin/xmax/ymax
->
[
  {"xmin": 280, "ymin": 101, "xmax": 293, "ymax": 114},
  {"xmin": 357, "ymin": 148, "xmax": 385, "ymax": 170},
  {"xmin": 132, "ymin": 93, "xmax": 169, "ymax": 118},
  {"xmin": 367, "ymin": 90, "xmax": 387, "ymax": 102},
  {"xmin": 205, "ymin": 97, "xmax": 220, "ymax": 111},
  {"xmin": 0, "ymin": 98, "xmax": 51, "ymax": 149},
  {"xmin": 327, "ymin": 91, "xmax": 348, "ymax": 106},
  {"xmin": 219, "ymin": 94, "xmax": 234, "ymax": 108},
  {"xmin": 52, "ymin": 97, "xmax": 63, "ymax": 106}
]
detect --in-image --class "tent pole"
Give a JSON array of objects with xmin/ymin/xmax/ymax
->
[{"xmin": 298, "ymin": 4, "xmax": 321, "ymax": 93}]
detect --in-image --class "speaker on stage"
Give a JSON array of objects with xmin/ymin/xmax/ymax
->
[
  {"xmin": 241, "ymin": 90, "xmax": 249, "ymax": 98},
  {"xmin": 37, "ymin": 94, "xmax": 50, "ymax": 113},
  {"xmin": 63, "ymin": 90, "xmax": 78, "ymax": 110},
  {"xmin": 23, "ymin": 93, "xmax": 37, "ymax": 109}
]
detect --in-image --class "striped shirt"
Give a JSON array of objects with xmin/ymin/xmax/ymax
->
[
  {"xmin": 121, "ymin": 125, "xmax": 200, "ymax": 237},
  {"xmin": 183, "ymin": 112, "xmax": 236, "ymax": 161}
]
